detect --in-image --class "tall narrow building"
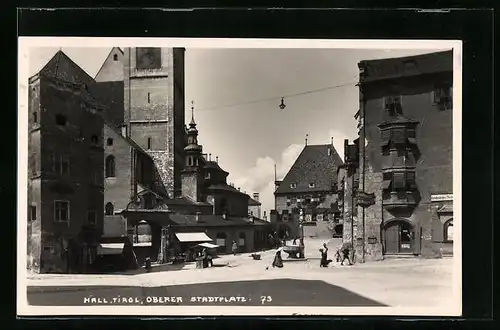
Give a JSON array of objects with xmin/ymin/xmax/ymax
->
[{"xmin": 122, "ymin": 47, "xmax": 186, "ymax": 198}]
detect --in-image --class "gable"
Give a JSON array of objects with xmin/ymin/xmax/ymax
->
[
  {"xmin": 39, "ymin": 50, "xmax": 96, "ymax": 88},
  {"xmin": 95, "ymin": 47, "xmax": 124, "ymax": 82},
  {"xmin": 275, "ymin": 144, "xmax": 343, "ymax": 195}
]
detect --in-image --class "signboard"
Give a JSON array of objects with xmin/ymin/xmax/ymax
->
[{"xmin": 431, "ymin": 194, "xmax": 453, "ymax": 202}]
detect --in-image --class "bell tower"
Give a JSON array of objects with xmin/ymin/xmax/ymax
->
[
  {"xmin": 181, "ymin": 102, "xmax": 204, "ymax": 202},
  {"xmin": 123, "ymin": 47, "xmax": 186, "ymax": 198}
]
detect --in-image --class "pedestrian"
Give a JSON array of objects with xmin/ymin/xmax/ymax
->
[
  {"xmin": 319, "ymin": 248, "xmax": 332, "ymax": 267},
  {"xmin": 145, "ymin": 256, "xmax": 152, "ymax": 272},
  {"xmin": 232, "ymin": 241, "xmax": 238, "ymax": 255},
  {"xmin": 272, "ymin": 245, "xmax": 284, "ymax": 268},
  {"xmin": 340, "ymin": 242, "xmax": 353, "ymax": 266}
]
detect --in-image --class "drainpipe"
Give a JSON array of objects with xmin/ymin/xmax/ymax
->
[{"xmin": 360, "ymin": 78, "xmax": 367, "ymax": 263}]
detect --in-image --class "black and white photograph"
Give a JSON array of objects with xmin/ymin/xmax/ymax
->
[{"xmin": 17, "ymin": 38, "xmax": 462, "ymax": 316}]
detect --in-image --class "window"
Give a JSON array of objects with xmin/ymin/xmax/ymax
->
[
  {"xmin": 105, "ymin": 155, "xmax": 116, "ymax": 178},
  {"xmin": 216, "ymin": 232, "xmax": 227, "ymax": 252},
  {"xmin": 392, "ymin": 127, "xmax": 406, "ymax": 145},
  {"xmin": 238, "ymin": 232, "xmax": 246, "ymax": 246},
  {"xmin": 87, "ymin": 211, "xmax": 97, "ymax": 226},
  {"xmin": 147, "ymin": 92, "xmax": 151, "ymax": 103},
  {"xmin": 30, "ymin": 205, "xmax": 36, "ymax": 221},
  {"xmin": 90, "ymin": 135, "xmax": 99, "ymax": 144},
  {"xmin": 433, "ymin": 85, "xmax": 453, "ymax": 110},
  {"xmin": 113, "ymin": 54, "xmax": 118, "ymax": 61},
  {"xmin": 290, "ymin": 183, "xmax": 297, "ymax": 189},
  {"xmin": 382, "ymin": 171, "xmax": 416, "ymax": 191},
  {"xmin": 147, "ymin": 137, "xmax": 152, "ymax": 150},
  {"xmin": 53, "ymin": 153, "xmax": 70, "ymax": 175},
  {"xmin": 54, "ymin": 200, "xmax": 70, "ymax": 223},
  {"xmin": 316, "ymin": 214, "xmax": 324, "ymax": 222},
  {"xmin": 55, "ymin": 114, "xmax": 67, "ymax": 126},
  {"xmin": 309, "ymin": 183, "xmax": 316, "ymax": 188},
  {"xmin": 105, "ymin": 202, "xmax": 114, "ymax": 215},
  {"xmin": 383, "ymin": 95, "xmax": 403, "ymax": 115},
  {"xmin": 33, "ymin": 112, "xmax": 38, "ymax": 124},
  {"xmin": 444, "ymin": 219, "xmax": 453, "ymax": 242},
  {"xmin": 107, "ymin": 138, "xmax": 113, "ymax": 146}
]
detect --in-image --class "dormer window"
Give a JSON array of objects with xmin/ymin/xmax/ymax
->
[
  {"xmin": 290, "ymin": 183, "xmax": 297, "ymax": 189},
  {"xmin": 309, "ymin": 183, "xmax": 316, "ymax": 188}
]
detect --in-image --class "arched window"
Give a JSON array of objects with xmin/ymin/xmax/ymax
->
[
  {"xmin": 105, "ymin": 155, "xmax": 116, "ymax": 178},
  {"xmin": 134, "ymin": 221, "xmax": 152, "ymax": 246},
  {"xmin": 105, "ymin": 202, "xmax": 114, "ymax": 215},
  {"xmin": 444, "ymin": 219, "xmax": 453, "ymax": 242}
]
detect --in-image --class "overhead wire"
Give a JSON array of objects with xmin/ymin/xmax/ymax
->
[{"xmin": 195, "ymin": 77, "xmax": 360, "ymax": 112}]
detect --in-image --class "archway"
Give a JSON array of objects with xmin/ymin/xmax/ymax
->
[
  {"xmin": 333, "ymin": 224, "xmax": 343, "ymax": 238},
  {"xmin": 383, "ymin": 218, "xmax": 415, "ymax": 254},
  {"xmin": 444, "ymin": 218, "xmax": 453, "ymax": 242}
]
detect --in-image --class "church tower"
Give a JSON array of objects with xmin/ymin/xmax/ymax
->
[
  {"xmin": 181, "ymin": 102, "xmax": 204, "ymax": 202},
  {"xmin": 123, "ymin": 47, "xmax": 186, "ymax": 198}
]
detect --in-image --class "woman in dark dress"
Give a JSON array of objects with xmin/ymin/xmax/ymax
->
[
  {"xmin": 319, "ymin": 248, "xmax": 332, "ymax": 267},
  {"xmin": 272, "ymin": 246, "xmax": 284, "ymax": 268}
]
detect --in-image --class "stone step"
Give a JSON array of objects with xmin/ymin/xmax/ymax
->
[{"xmin": 383, "ymin": 254, "xmax": 417, "ymax": 259}]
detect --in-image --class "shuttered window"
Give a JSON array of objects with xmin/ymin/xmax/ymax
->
[
  {"xmin": 406, "ymin": 171, "xmax": 416, "ymax": 189},
  {"xmin": 380, "ymin": 129, "xmax": 391, "ymax": 146},
  {"xmin": 393, "ymin": 172, "xmax": 406, "ymax": 189},
  {"xmin": 392, "ymin": 127, "xmax": 406, "ymax": 144}
]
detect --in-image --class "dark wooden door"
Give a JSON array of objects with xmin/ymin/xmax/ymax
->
[{"xmin": 384, "ymin": 223, "xmax": 400, "ymax": 254}]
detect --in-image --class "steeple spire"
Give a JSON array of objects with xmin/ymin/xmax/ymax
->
[{"xmin": 190, "ymin": 100, "xmax": 196, "ymax": 126}]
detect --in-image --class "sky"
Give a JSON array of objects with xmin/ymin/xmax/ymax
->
[{"xmin": 28, "ymin": 46, "xmax": 446, "ymax": 218}]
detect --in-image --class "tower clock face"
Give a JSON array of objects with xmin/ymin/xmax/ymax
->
[{"xmin": 136, "ymin": 48, "xmax": 162, "ymax": 70}]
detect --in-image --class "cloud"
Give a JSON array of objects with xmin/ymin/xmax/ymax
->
[{"xmin": 229, "ymin": 128, "xmax": 355, "ymax": 219}]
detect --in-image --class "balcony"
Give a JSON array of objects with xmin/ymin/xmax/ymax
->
[{"xmin": 383, "ymin": 191, "xmax": 417, "ymax": 211}]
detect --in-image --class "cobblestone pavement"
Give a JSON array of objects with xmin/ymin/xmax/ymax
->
[{"xmin": 25, "ymin": 239, "xmax": 457, "ymax": 308}]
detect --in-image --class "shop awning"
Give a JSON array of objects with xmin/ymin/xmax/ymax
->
[
  {"xmin": 175, "ymin": 232, "xmax": 212, "ymax": 243},
  {"xmin": 97, "ymin": 243, "xmax": 125, "ymax": 255},
  {"xmin": 198, "ymin": 242, "xmax": 219, "ymax": 249}
]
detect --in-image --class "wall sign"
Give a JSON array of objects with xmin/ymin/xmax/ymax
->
[
  {"xmin": 368, "ymin": 237, "xmax": 378, "ymax": 244},
  {"xmin": 431, "ymin": 194, "xmax": 453, "ymax": 202}
]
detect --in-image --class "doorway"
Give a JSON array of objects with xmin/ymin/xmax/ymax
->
[{"xmin": 384, "ymin": 220, "xmax": 414, "ymax": 254}]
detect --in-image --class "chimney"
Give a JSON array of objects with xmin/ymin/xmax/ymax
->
[
  {"xmin": 121, "ymin": 125, "xmax": 128, "ymax": 137},
  {"xmin": 263, "ymin": 211, "xmax": 267, "ymax": 221},
  {"xmin": 253, "ymin": 192, "xmax": 260, "ymax": 201},
  {"xmin": 216, "ymin": 156, "xmax": 219, "ymax": 163},
  {"xmin": 209, "ymin": 153, "xmax": 211, "ymax": 161},
  {"xmin": 238, "ymin": 187, "xmax": 241, "ymax": 191}
]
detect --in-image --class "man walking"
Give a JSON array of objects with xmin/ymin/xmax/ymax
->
[{"xmin": 340, "ymin": 242, "xmax": 353, "ymax": 266}]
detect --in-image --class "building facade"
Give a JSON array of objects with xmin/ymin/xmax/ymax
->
[
  {"xmin": 27, "ymin": 51, "xmax": 105, "ymax": 273},
  {"xmin": 344, "ymin": 50, "xmax": 454, "ymax": 262},
  {"xmin": 248, "ymin": 193, "xmax": 262, "ymax": 219},
  {"xmin": 273, "ymin": 142, "xmax": 344, "ymax": 239}
]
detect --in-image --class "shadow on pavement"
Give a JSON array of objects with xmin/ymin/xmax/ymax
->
[{"xmin": 27, "ymin": 278, "xmax": 386, "ymax": 307}]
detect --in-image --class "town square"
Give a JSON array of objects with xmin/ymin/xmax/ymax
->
[{"xmin": 19, "ymin": 39, "xmax": 459, "ymax": 315}]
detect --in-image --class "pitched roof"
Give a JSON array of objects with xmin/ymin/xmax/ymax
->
[
  {"xmin": 275, "ymin": 144, "xmax": 343, "ymax": 195},
  {"xmin": 204, "ymin": 160, "xmax": 229, "ymax": 174},
  {"xmin": 168, "ymin": 214, "xmax": 257, "ymax": 227},
  {"xmin": 248, "ymin": 197, "xmax": 261, "ymax": 206},
  {"xmin": 93, "ymin": 81, "xmax": 125, "ymax": 127},
  {"xmin": 38, "ymin": 50, "xmax": 96, "ymax": 88},
  {"xmin": 165, "ymin": 197, "xmax": 211, "ymax": 206},
  {"xmin": 206, "ymin": 183, "xmax": 249, "ymax": 196},
  {"xmin": 359, "ymin": 50, "xmax": 453, "ymax": 83}
]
